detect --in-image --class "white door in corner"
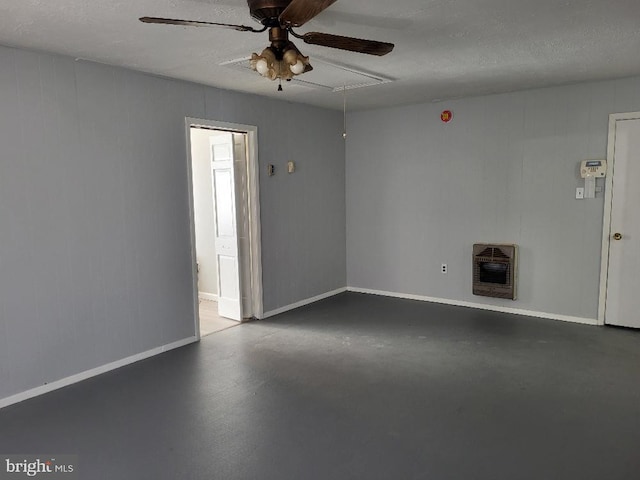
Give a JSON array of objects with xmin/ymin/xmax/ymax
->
[
  {"xmin": 211, "ymin": 132, "xmax": 243, "ymax": 321},
  {"xmin": 605, "ymin": 117, "xmax": 640, "ymax": 328}
]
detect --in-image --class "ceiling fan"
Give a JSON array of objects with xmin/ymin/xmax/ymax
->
[{"xmin": 140, "ymin": 0, "xmax": 394, "ymax": 89}]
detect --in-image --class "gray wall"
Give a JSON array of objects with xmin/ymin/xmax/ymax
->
[
  {"xmin": 346, "ymin": 77, "xmax": 640, "ymax": 320},
  {"xmin": 0, "ymin": 45, "xmax": 346, "ymax": 402}
]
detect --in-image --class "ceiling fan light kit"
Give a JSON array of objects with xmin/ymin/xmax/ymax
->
[
  {"xmin": 250, "ymin": 48, "xmax": 309, "ymax": 80},
  {"xmin": 140, "ymin": 0, "xmax": 394, "ymax": 90},
  {"xmin": 250, "ymin": 30, "xmax": 311, "ymax": 82}
]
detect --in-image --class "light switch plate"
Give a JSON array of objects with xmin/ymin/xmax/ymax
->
[
  {"xmin": 576, "ymin": 187, "xmax": 584, "ymax": 199},
  {"xmin": 287, "ymin": 161, "xmax": 295, "ymax": 174}
]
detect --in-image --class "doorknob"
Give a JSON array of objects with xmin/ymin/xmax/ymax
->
[{"xmin": 613, "ymin": 232, "xmax": 623, "ymax": 241}]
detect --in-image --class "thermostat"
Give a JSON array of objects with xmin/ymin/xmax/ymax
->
[{"xmin": 580, "ymin": 159, "xmax": 607, "ymax": 178}]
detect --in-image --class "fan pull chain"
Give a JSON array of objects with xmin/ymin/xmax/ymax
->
[{"xmin": 342, "ymin": 84, "xmax": 347, "ymax": 139}]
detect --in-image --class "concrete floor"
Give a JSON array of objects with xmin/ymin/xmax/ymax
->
[{"xmin": 1, "ymin": 292, "xmax": 639, "ymax": 480}]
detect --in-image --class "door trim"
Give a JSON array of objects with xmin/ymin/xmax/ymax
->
[
  {"xmin": 185, "ymin": 117, "xmax": 264, "ymax": 340},
  {"xmin": 597, "ymin": 111, "xmax": 640, "ymax": 325}
]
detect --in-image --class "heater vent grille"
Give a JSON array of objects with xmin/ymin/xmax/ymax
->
[{"xmin": 476, "ymin": 247, "xmax": 510, "ymax": 259}]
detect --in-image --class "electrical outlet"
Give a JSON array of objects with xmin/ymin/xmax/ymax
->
[{"xmin": 441, "ymin": 263, "xmax": 448, "ymax": 274}]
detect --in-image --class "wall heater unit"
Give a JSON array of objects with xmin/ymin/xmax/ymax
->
[{"xmin": 472, "ymin": 244, "xmax": 518, "ymax": 300}]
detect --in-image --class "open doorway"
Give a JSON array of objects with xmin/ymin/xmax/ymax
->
[{"xmin": 186, "ymin": 119, "xmax": 263, "ymax": 338}]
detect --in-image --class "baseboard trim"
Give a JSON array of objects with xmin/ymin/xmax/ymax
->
[
  {"xmin": 261, "ymin": 287, "xmax": 348, "ymax": 319},
  {"xmin": 0, "ymin": 336, "xmax": 198, "ymax": 410},
  {"xmin": 198, "ymin": 292, "xmax": 218, "ymax": 302},
  {"xmin": 347, "ymin": 287, "xmax": 598, "ymax": 326}
]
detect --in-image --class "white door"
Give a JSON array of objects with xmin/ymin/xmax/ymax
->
[
  {"xmin": 605, "ymin": 117, "xmax": 640, "ymax": 328},
  {"xmin": 210, "ymin": 133, "xmax": 243, "ymax": 320}
]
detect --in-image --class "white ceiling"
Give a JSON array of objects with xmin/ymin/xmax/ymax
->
[{"xmin": 1, "ymin": 0, "xmax": 639, "ymax": 111}]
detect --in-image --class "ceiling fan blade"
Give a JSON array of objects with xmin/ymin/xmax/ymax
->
[
  {"xmin": 139, "ymin": 16, "xmax": 261, "ymax": 32},
  {"xmin": 302, "ymin": 32, "xmax": 394, "ymax": 56},
  {"xmin": 279, "ymin": 0, "xmax": 339, "ymax": 27}
]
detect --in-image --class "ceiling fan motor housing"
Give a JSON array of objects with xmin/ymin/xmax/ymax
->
[{"xmin": 247, "ymin": 0, "xmax": 292, "ymax": 25}]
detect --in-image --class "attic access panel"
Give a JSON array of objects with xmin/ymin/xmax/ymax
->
[{"xmin": 220, "ymin": 55, "xmax": 393, "ymax": 91}]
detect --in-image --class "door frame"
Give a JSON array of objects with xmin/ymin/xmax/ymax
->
[
  {"xmin": 597, "ymin": 111, "xmax": 640, "ymax": 325},
  {"xmin": 185, "ymin": 117, "xmax": 264, "ymax": 339}
]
